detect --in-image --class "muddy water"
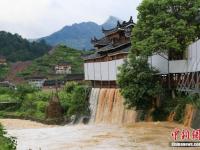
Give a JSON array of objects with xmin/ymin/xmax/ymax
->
[
  {"xmin": 183, "ymin": 104, "xmax": 196, "ymax": 127},
  {"xmin": 1, "ymin": 119, "xmax": 197, "ymax": 150},
  {"xmin": 1, "ymin": 89, "xmax": 198, "ymax": 150},
  {"xmin": 94, "ymin": 88, "xmax": 136, "ymax": 124}
]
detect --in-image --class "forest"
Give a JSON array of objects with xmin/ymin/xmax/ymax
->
[{"xmin": 0, "ymin": 31, "xmax": 51, "ymax": 62}]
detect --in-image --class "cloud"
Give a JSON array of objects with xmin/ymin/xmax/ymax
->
[{"xmin": 0, "ymin": 0, "xmax": 142, "ymax": 38}]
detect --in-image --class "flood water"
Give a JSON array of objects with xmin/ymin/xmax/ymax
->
[
  {"xmin": 0, "ymin": 88, "xmax": 198, "ymax": 150},
  {"xmin": 94, "ymin": 88, "xmax": 136, "ymax": 124},
  {"xmin": 0, "ymin": 119, "xmax": 196, "ymax": 150}
]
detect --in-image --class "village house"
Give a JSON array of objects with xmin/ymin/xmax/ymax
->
[
  {"xmin": 55, "ymin": 61, "xmax": 72, "ymax": 75},
  {"xmin": 43, "ymin": 80, "xmax": 65, "ymax": 89},
  {"xmin": 43, "ymin": 74, "xmax": 84, "ymax": 89},
  {"xmin": 83, "ymin": 17, "xmax": 135, "ymax": 88},
  {"xmin": 0, "ymin": 55, "xmax": 7, "ymax": 65},
  {"xmin": 0, "ymin": 81, "xmax": 15, "ymax": 89},
  {"xmin": 27, "ymin": 76, "xmax": 47, "ymax": 88}
]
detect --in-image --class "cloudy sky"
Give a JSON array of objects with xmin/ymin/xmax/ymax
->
[{"xmin": 0, "ymin": 0, "xmax": 142, "ymax": 39}]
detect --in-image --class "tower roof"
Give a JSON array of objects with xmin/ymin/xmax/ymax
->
[
  {"xmin": 91, "ymin": 37, "xmax": 110, "ymax": 46},
  {"xmin": 86, "ymin": 16, "xmax": 134, "ymax": 61},
  {"xmin": 101, "ymin": 16, "xmax": 135, "ymax": 36}
]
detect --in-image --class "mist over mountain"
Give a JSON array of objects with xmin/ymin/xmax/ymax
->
[{"xmin": 39, "ymin": 16, "xmax": 121, "ymax": 50}]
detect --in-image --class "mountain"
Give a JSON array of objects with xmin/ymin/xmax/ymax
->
[
  {"xmin": 39, "ymin": 16, "xmax": 120, "ymax": 50},
  {"xmin": 0, "ymin": 31, "xmax": 51, "ymax": 62}
]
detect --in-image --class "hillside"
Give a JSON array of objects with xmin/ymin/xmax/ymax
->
[
  {"xmin": 0, "ymin": 31, "xmax": 51, "ymax": 62},
  {"xmin": 39, "ymin": 16, "xmax": 121, "ymax": 50},
  {"xmin": 6, "ymin": 61, "xmax": 32, "ymax": 83},
  {"xmin": 19, "ymin": 45, "xmax": 91, "ymax": 78},
  {"xmin": 0, "ymin": 65, "xmax": 9, "ymax": 81}
]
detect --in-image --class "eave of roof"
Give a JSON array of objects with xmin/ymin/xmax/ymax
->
[
  {"xmin": 82, "ymin": 53, "xmax": 105, "ymax": 60},
  {"xmin": 92, "ymin": 37, "xmax": 110, "ymax": 46},
  {"xmin": 83, "ymin": 45, "xmax": 130, "ymax": 61},
  {"xmin": 97, "ymin": 41, "xmax": 131, "ymax": 53}
]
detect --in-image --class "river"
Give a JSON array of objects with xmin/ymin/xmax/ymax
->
[{"xmin": 0, "ymin": 119, "xmax": 193, "ymax": 150}]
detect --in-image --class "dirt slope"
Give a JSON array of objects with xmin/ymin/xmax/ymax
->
[{"xmin": 6, "ymin": 61, "xmax": 32, "ymax": 84}]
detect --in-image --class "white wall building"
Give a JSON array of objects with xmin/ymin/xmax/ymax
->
[
  {"xmin": 149, "ymin": 39, "xmax": 200, "ymax": 74},
  {"xmin": 84, "ymin": 39, "xmax": 200, "ymax": 82},
  {"xmin": 28, "ymin": 77, "xmax": 47, "ymax": 88},
  {"xmin": 55, "ymin": 62, "xmax": 72, "ymax": 75}
]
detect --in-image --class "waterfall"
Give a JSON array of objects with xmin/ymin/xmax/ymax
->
[
  {"xmin": 167, "ymin": 112, "xmax": 176, "ymax": 122},
  {"xmin": 183, "ymin": 104, "xmax": 196, "ymax": 127},
  {"xmin": 184, "ymin": 104, "xmax": 200, "ymax": 129},
  {"xmin": 89, "ymin": 88, "xmax": 100, "ymax": 123},
  {"xmin": 89, "ymin": 88, "xmax": 136, "ymax": 124}
]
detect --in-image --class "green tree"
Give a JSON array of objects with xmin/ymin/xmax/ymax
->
[
  {"xmin": 0, "ymin": 124, "xmax": 16, "ymax": 150},
  {"xmin": 117, "ymin": 54, "xmax": 162, "ymax": 110},
  {"xmin": 118, "ymin": 0, "xmax": 200, "ymax": 119},
  {"xmin": 132, "ymin": 0, "xmax": 200, "ymax": 58},
  {"xmin": 59, "ymin": 82, "xmax": 90, "ymax": 117},
  {"xmin": 0, "ymin": 31, "xmax": 51, "ymax": 62}
]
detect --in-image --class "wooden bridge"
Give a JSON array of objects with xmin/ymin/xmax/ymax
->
[
  {"xmin": 176, "ymin": 59, "xmax": 200, "ymax": 94},
  {"xmin": 145, "ymin": 39, "xmax": 200, "ymax": 94}
]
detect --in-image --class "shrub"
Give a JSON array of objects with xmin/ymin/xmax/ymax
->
[
  {"xmin": 0, "ymin": 124, "xmax": 16, "ymax": 150},
  {"xmin": 67, "ymin": 85, "xmax": 90, "ymax": 117},
  {"xmin": 64, "ymin": 82, "xmax": 78, "ymax": 93},
  {"xmin": 36, "ymin": 101, "xmax": 47, "ymax": 113},
  {"xmin": 59, "ymin": 82, "xmax": 91, "ymax": 118},
  {"xmin": 14, "ymin": 84, "xmax": 39, "ymax": 102}
]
